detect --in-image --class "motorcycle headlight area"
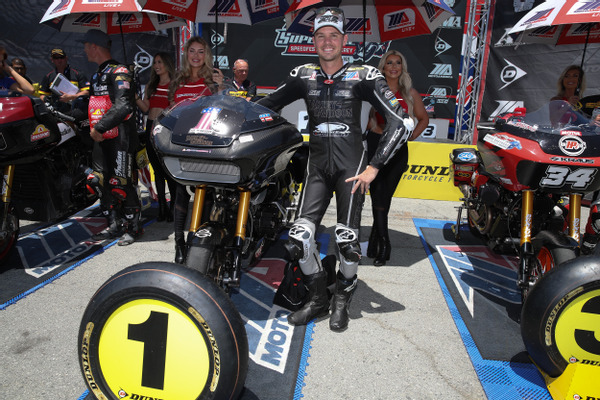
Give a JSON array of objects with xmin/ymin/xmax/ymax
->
[{"xmin": 163, "ymin": 156, "xmax": 241, "ymax": 185}]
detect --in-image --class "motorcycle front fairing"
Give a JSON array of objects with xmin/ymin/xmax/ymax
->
[
  {"xmin": 152, "ymin": 94, "xmax": 303, "ymax": 189},
  {"xmin": 477, "ymin": 100, "xmax": 600, "ymax": 194}
]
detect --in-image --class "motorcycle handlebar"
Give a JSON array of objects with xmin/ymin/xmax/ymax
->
[{"xmin": 44, "ymin": 100, "xmax": 76, "ymax": 123}]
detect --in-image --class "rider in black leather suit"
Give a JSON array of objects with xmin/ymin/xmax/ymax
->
[
  {"xmin": 83, "ymin": 29, "xmax": 142, "ymax": 246},
  {"xmin": 258, "ymin": 7, "xmax": 414, "ymax": 331}
]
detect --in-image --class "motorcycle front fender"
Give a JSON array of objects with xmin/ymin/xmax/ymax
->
[
  {"xmin": 531, "ymin": 230, "xmax": 579, "ymax": 253},
  {"xmin": 187, "ymin": 222, "xmax": 228, "ymax": 248}
]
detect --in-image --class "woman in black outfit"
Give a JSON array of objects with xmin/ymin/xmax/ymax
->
[{"xmin": 366, "ymin": 50, "xmax": 429, "ymax": 266}]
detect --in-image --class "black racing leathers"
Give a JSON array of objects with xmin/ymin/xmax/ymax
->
[
  {"xmin": 258, "ymin": 62, "xmax": 411, "ymax": 229},
  {"xmin": 89, "ymin": 59, "xmax": 140, "ymax": 214}
]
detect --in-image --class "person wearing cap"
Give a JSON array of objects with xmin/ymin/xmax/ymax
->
[
  {"xmin": 0, "ymin": 46, "xmax": 34, "ymax": 95},
  {"xmin": 258, "ymin": 7, "xmax": 414, "ymax": 331},
  {"xmin": 82, "ymin": 28, "xmax": 142, "ymax": 246},
  {"xmin": 39, "ymin": 48, "xmax": 89, "ymax": 114}
]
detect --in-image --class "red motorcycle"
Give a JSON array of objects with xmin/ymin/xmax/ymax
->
[
  {"xmin": 0, "ymin": 91, "xmax": 96, "ymax": 263},
  {"xmin": 451, "ymin": 100, "xmax": 600, "ymax": 300}
]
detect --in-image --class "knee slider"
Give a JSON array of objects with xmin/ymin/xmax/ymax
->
[
  {"xmin": 336, "ymin": 224, "xmax": 361, "ymax": 263},
  {"xmin": 86, "ymin": 171, "xmax": 104, "ymax": 197},
  {"xmin": 285, "ymin": 218, "xmax": 316, "ymax": 262},
  {"xmin": 109, "ymin": 176, "xmax": 128, "ymax": 202}
]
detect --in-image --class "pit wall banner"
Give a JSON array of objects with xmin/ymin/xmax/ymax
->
[
  {"xmin": 393, "ymin": 142, "xmax": 472, "ymax": 201},
  {"xmin": 202, "ymin": 0, "xmax": 467, "ymax": 124},
  {"xmin": 481, "ymin": 0, "xmax": 600, "ymax": 125}
]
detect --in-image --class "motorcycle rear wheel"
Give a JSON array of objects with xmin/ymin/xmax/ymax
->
[{"xmin": 0, "ymin": 203, "xmax": 19, "ymax": 265}]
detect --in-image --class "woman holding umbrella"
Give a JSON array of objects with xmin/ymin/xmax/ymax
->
[
  {"xmin": 168, "ymin": 37, "xmax": 217, "ymax": 264},
  {"xmin": 365, "ymin": 50, "xmax": 428, "ymax": 266},
  {"xmin": 551, "ymin": 64, "xmax": 586, "ymax": 107},
  {"xmin": 136, "ymin": 52, "xmax": 177, "ymax": 222}
]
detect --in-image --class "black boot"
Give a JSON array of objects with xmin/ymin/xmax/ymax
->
[
  {"xmin": 157, "ymin": 199, "xmax": 167, "ymax": 222},
  {"xmin": 119, "ymin": 209, "xmax": 143, "ymax": 246},
  {"xmin": 373, "ymin": 209, "xmax": 391, "ymax": 266},
  {"xmin": 366, "ymin": 224, "xmax": 379, "ymax": 258},
  {"xmin": 329, "ymin": 271, "xmax": 357, "ymax": 332},
  {"xmin": 92, "ymin": 209, "xmax": 123, "ymax": 240},
  {"xmin": 287, "ymin": 270, "xmax": 329, "ymax": 326},
  {"xmin": 175, "ymin": 237, "xmax": 187, "ymax": 264}
]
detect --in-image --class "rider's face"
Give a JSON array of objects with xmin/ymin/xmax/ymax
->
[{"xmin": 313, "ymin": 27, "xmax": 346, "ymax": 63}]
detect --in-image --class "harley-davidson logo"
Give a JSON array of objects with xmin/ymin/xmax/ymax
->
[{"xmin": 559, "ymin": 135, "xmax": 586, "ymax": 156}]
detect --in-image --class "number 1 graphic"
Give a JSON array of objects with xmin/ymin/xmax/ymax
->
[{"xmin": 128, "ymin": 311, "xmax": 169, "ymax": 390}]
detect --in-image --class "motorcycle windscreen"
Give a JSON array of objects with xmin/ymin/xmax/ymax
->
[{"xmin": 167, "ymin": 95, "xmax": 284, "ymax": 148}]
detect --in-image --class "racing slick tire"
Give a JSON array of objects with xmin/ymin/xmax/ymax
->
[
  {"xmin": 520, "ymin": 255, "xmax": 600, "ymax": 377},
  {"xmin": 78, "ymin": 261, "xmax": 248, "ymax": 399}
]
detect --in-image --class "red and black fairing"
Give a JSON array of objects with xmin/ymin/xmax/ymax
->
[
  {"xmin": 477, "ymin": 107, "xmax": 600, "ymax": 194},
  {"xmin": 0, "ymin": 96, "xmax": 61, "ymax": 165}
]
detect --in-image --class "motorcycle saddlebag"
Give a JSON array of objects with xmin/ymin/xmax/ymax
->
[
  {"xmin": 450, "ymin": 148, "xmax": 480, "ymax": 187},
  {"xmin": 0, "ymin": 96, "xmax": 61, "ymax": 164}
]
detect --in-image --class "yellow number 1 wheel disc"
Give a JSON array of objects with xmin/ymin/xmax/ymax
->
[{"xmin": 79, "ymin": 262, "xmax": 248, "ymax": 400}]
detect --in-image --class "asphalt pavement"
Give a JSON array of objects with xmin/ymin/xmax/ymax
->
[{"xmin": 0, "ymin": 195, "xmax": 486, "ymax": 400}]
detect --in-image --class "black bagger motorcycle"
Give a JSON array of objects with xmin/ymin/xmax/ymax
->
[
  {"xmin": 152, "ymin": 93, "xmax": 306, "ymax": 292},
  {"xmin": 0, "ymin": 92, "xmax": 96, "ymax": 263}
]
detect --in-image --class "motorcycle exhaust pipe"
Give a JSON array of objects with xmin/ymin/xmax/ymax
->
[{"xmin": 458, "ymin": 183, "xmax": 471, "ymax": 199}]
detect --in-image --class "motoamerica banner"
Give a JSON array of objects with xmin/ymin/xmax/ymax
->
[{"xmin": 481, "ymin": 0, "xmax": 600, "ymax": 126}]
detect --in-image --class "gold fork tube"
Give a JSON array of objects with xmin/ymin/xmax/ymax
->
[
  {"xmin": 235, "ymin": 190, "xmax": 251, "ymax": 241},
  {"xmin": 520, "ymin": 190, "xmax": 534, "ymax": 246},
  {"xmin": 567, "ymin": 193, "xmax": 582, "ymax": 243},
  {"xmin": 188, "ymin": 185, "xmax": 207, "ymax": 233},
  {"xmin": 2, "ymin": 165, "xmax": 15, "ymax": 203}
]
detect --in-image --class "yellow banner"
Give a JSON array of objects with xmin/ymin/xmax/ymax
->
[{"xmin": 393, "ymin": 142, "xmax": 476, "ymax": 201}]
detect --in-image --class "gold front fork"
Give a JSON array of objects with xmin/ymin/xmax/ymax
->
[
  {"xmin": 2, "ymin": 165, "xmax": 15, "ymax": 204},
  {"xmin": 188, "ymin": 185, "xmax": 207, "ymax": 234},
  {"xmin": 235, "ymin": 190, "xmax": 251, "ymax": 242},
  {"xmin": 567, "ymin": 193, "xmax": 582, "ymax": 243},
  {"xmin": 520, "ymin": 190, "xmax": 534, "ymax": 247}
]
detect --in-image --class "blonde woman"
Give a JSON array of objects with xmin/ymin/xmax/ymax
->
[
  {"xmin": 168, "ymin": 37, "xmax": 216, "ymax": 264},
  {"xmin": 366, "ymin": 50, "xmax": 429, "ymax": 266},
  {"xmin": 551, "ymin": 64, "xmax": 585, "ymax": 106}
]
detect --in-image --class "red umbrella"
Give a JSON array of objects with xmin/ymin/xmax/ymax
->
[
  {"xmin": 40, "ymin": 0, "xmax": 186, "ymax": 61},
  {"xmin": 40, "ymin": 0, "xmax": 186, "ymax": 34},
  {"xmin": 140, "ymin": 0, "xmax": 289, "ymax": 67},
  {"xmin": 285, "ymin": 0, "xmax": 455, "ymax": 43},
  {"xmin": 140, "ymin": 0, "xmax": 289, "ymax": 25},
  {"xmin": 508, "ymin": 0, "xmax": 600, "ymax": 67},
  {"xmin": 40, "ymin": 10, "xmax": 186, "ymax": 35}
]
